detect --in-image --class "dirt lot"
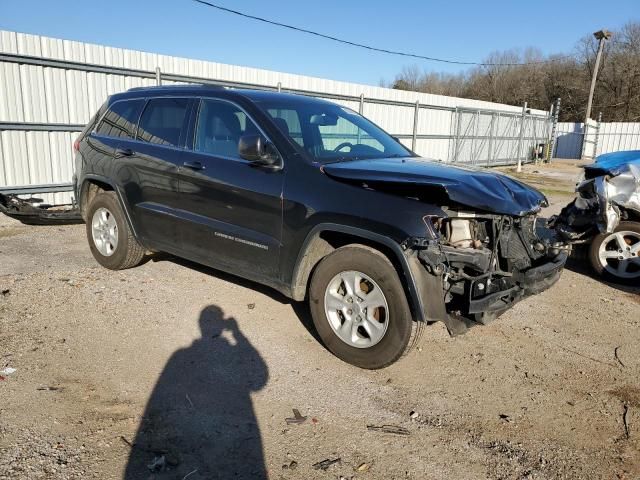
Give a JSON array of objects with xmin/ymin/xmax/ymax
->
[{"xmin": 1, "ymin": 162, "xmax": 639, "ymax": 479}]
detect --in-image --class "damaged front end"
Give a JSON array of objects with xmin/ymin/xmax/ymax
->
[
  {"xmin": 322, "ymin": 156, "xmax": 569, "ymax": 333},
  {"xmin": 406, "ymin": 210, "xmax": 567, "ymax": 335},
  {"xmin": 550, "ymin": 151, "xmax": 640, "ymax": 242}
]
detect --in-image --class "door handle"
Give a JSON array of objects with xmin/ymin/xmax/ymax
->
[
  {"xmin": 183, "ymin": 161, "xmax": 205, "ymax": 171},
  {"xmin": 115, "ymin": 147, "xmax": 134, "ymax": 158}
]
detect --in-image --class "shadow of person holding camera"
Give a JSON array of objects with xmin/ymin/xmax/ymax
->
[{"xmin": 124, "ymin": 305, "xmax": 269, "ymax": 479}]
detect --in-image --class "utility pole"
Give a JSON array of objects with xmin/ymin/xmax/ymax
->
[
  {"xmin": 584, "ymin": 29, "xmax": 612, "ymax": 126},
  {"xmin": 516, "ymin": 102, "xmax": 528, "ymax": 173}
]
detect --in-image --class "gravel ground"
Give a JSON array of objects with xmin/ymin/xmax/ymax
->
[{"xmin": 1, "ymin": 163, "xmax": 639, "ymax": 479}]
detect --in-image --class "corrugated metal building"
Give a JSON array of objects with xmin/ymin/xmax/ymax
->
[
  {"xmin": 555, "ymin": 121, "xmax": 640, "ymax": 159},
  {"xmin": 597, "ymin": 122, "xmax": 640, "ymax": 154},
  {"xmin": 0, "ymin": 30, "xmax": 549, "ymax": 204}
]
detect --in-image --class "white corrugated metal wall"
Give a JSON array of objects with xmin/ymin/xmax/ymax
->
[
  {"xmin": 555, "ymin": 121, "xmax": 640, "ymax": 159},
  {"xmin": 597, "ymin": 123, "xmax": 640, "ymax": 154},
  {"xmin": 0, "ymin": 30, "xmax": 548, "ymax": 204}
]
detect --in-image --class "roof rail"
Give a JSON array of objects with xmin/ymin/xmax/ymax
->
[{"xmin": 126, "ymin": 84, "xmax": 225, "ymax": 92}]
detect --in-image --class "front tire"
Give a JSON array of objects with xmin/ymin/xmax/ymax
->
[
  {"xmin": 309, "ymin": 245, "xmax": 417, "ymax": 369},
  {"xmin": 86, "ymin": 191, "xmax": 145, "ymax": 270},
  {"xmin": 588, "ymin": 221, "xmax": 640, "ymax": 284}
]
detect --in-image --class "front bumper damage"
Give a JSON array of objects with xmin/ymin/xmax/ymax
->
[
  {"xmin": 461, "ymin": 251, "xmax": 566, "ymax": 316},
  {"xmin": 404, "ymin": 211, "xmax": 568, "ymax": 335},
  {"xmin": 0, "ymin": 193, "xmax": 83, "ymax": 225}
]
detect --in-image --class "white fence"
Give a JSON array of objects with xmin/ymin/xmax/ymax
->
[
  {"xmin": 0, "ymin": 30, "xmax": 549, "ymax": 205},
  {"xmin": 597, "ymin": 122, "xmax": 640, "ymax": 154},
  {"xmin": 555, "ymin": 121, "xmax": 640, "ymax": 159}
]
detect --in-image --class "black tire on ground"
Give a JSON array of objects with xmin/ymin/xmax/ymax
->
[
  {"xmin": 85, "ymin": 191, "xmax": 145, "ymax": 270},
  {"xmin": 588, "ymin": 221, "xmax": 640, "ymax": 285},
  {"xmin": 308, "ymin": 245, "xmax": 418, "ymax": 369}
]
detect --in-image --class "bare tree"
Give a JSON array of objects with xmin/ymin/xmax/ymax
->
[{"xmin": 388, "ymin": 21, "xmax": 640, "ymax": 122}]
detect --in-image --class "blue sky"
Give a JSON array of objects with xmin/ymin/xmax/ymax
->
[{"xmin": 2, "ymin": 0, "xmax": 638, "ymax": 86}]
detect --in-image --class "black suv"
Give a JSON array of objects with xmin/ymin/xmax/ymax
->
[{"xmin": 74, "ymin": 85, "xmax": 567, "ymax": 369}]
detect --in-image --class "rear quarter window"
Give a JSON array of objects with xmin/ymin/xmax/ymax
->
[{"xmin": 95, "ymin": 100, "xmax": 145, "ymax": 139}]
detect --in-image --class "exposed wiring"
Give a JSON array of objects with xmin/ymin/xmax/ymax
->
[{"xmin": 191, "ymin": 0, "xmax": 574, "ymax": 67}]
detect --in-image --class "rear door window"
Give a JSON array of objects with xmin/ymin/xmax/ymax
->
[
  {"xmin": 95, "ymin": 100, "xmax": 145, "ymax": 139},
  {"xmin": 137, "ymin": 98, "xmax": 190, "ymax": 147}
]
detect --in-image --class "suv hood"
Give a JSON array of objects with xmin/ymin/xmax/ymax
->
[{"xmin": 322, "ymin": 157, "xmax": 547, "ymax": 216}]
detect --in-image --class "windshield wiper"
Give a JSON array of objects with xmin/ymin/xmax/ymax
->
[
  {"xmin": 322, "ymin": 153, "xmax": 408, "ymax": 164},
  {"xmin": 323, "ymin": 156, "xmax": 362, "ymax": 164}
]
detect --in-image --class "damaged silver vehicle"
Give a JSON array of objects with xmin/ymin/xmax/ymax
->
[{"xmin": 551, "ymin": 150, "xmax": 640, "ymax": 284}]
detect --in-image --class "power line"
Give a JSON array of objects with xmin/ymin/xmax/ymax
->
[{"xmin": 192, "ymin": 0, "xmax": 574, "ymax": 67}]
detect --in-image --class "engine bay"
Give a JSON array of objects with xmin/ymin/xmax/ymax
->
[{"xmin": 412, "ymin": 210, "xmax": 567, "ymax": 327}]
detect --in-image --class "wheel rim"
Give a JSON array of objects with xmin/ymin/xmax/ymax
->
[
  {"xmin": 597, "ymin": 230, "xmax": 640, "ymax": 279},
  {"xmin": 91, "ymin": 207, "xmax": 119, "ymax": 257},
  {"xmin": 323, "ymin": 270, "xmax": 389, "ymax": 349}
]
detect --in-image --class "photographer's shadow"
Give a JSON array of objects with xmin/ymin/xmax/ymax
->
[{"xmin": 124, "ymin": 306, "xmax": 268, "ymax": 479}]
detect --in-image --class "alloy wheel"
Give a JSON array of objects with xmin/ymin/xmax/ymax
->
[
  {"xmin": 323, "ymin": 270, "xmax": 389, "ymax": 348},
  {"xmin": 597, "ymin": 230, "xmax": 640, "ymax": 280},
  {"xmin": 91, "ymin": 207, "xmax": 119, "ymax": 257}
]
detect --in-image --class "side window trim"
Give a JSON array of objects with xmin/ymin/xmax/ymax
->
[
  {"xmin": 184, "ymin": 98, "xmax": 202, "ymax": 151},
  {"xmin": 191, "ymin": 98, "xmax": 205, "ymax": 155},
  {"xmin": 133, "ymin": 98, "xmax": 150, "ymax": 141},
  {"xmin": 178, "ymin": 98, "xmax": 196, "ymax": 149}
]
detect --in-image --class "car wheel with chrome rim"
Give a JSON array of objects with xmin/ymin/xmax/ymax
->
[{"xmin": 589, "ymin": 221, "xmax": 640, "ymax": 285}]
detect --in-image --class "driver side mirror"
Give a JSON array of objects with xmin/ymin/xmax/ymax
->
[{"xmin": 238, "ymin": 134, "xmax": 280, "ymax": 168}]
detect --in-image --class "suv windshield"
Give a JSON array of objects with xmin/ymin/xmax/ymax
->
[{"xmin": 258, "ymin": 99, "xmax": 412, "ymax": 163}]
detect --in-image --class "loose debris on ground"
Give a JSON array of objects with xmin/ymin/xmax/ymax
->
[
  {"xmin": 366, "ymin": 425, "xmax": 411, "ymax": 435},
  {"xmin": 285, "ymin": 408, "xmax": 307, "ymax": 425},
  {"xmin": 1, "ymin": 160, "xmax": 639, "ymax": 479},
  {"xmin": 312, "ymin": 458, "xmax": 341, "ymax": 471}
]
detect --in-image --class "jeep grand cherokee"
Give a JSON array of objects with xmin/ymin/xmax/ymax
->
[{"xmin": 74, "ymin": 85, "xmax": 567, "ymax": 369}]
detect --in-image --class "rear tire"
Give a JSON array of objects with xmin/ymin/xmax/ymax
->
[
  {"xmin": 309, "ymin": 245, "xmax": 417, "ymax": 369},
  {"xmin": 86, "ymin": 191, "xmax": 145, "ymax": 270},
  {"xmin": 588, "ymin": 221, "xmax": 640, "ymax": 285}
]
